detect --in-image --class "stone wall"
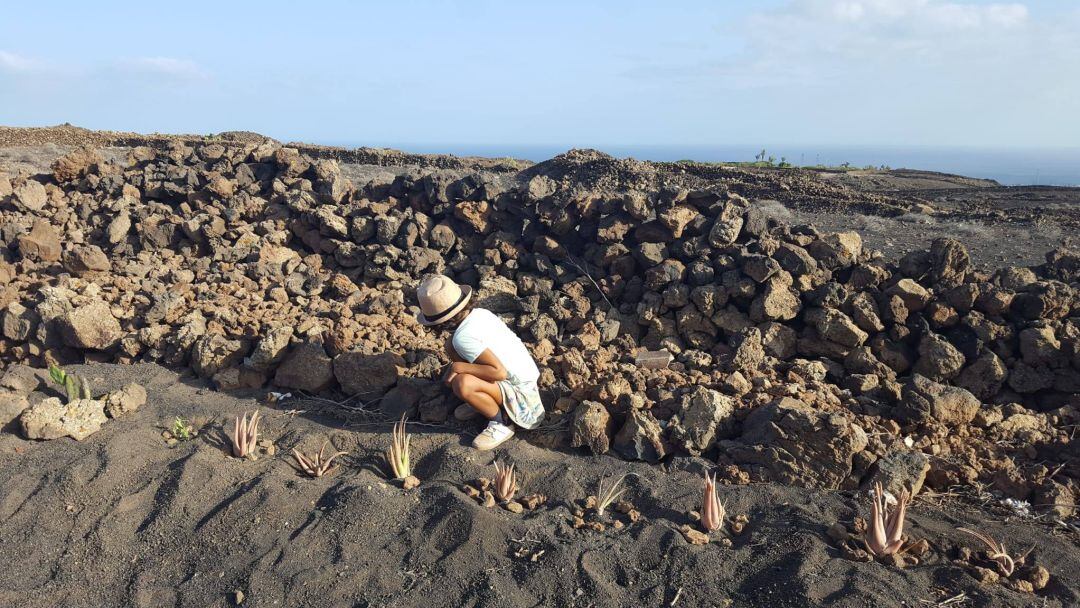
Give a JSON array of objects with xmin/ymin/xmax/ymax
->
[{"xmin": 0, "ymin": 142, "xmax": 1076, "ymax": 511}]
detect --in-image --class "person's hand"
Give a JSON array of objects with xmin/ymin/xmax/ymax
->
[{"xmin": 443, "ymin": 362, "xmax": 461, "ymax": 386}]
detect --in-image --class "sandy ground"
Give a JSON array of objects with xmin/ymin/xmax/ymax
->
[{"xmin": 0, "ymin": 362, "xmax": 1076, "ymax": 608}]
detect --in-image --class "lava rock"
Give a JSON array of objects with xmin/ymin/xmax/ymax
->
[
  {"xmin": 20, "ymin": 397, "xmax": 108, "ymax": 441},
  {"xmin": 381, "ymin": 378, "xmax": 436, "ymax": 419},
  {"xmin": 63, "ymin": 245, "xmax": 111, "ymax": 274},
  {"xmin": 912, "ymin": 332, "xmax": 966, "ymax": 381},
  {"xmin": 862, "ymin": 450, "xmax": 930, "ymax": 497},
  {"xmin": 58, "ymin": 301, "xmax": 123, "ymax": 350},
  {"xmin": 666, "ymin": 386, "xmax": 735, "ymax": 455},
  {"xmin": 103, "ymin": 383, "xmax": 147, "ymax": 418},
  {"xmin": 16, "ymin": 219, "xmax": 62, "ymax": 262},
  {"xmin": 334, "ymin": 351, "xmax": 404, "ymax": 396},
  {"xmin": 724, "ymin": 397, "xmax": 868, "ymax": 490},
  {"xmin": 570, "ymin": 400, "xmax": 611, "ymax": 455},
  {"xmin": 191, "ymin": 334, "xmax": 248, "ymax": 378},
  {"xmin": 275, "ymin": 342, "xmax": 335, "ymax": 393},
  {"xmin": 898, "ymin": 374, "xmax": 980, "ymax": 426},
  {"xmin": 0, "ymin": 391, "xmax": 30, "ymax": 427},
  {"xmin": 613, "ymin": 408, "xmax": 668, "ymax": 463}
]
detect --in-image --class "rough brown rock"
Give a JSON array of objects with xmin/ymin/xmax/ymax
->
[
  {"xmin": 334, "ymin": 351, "xmax": 404, "ymax": 396},
  {"xmin": 104, "ymin": 383, "xmax": 147, "ymax": 418},
  {"xmin": 724, "ymin": 397, "xmax": 868, "ymax": 490},
  {"xmin": 12, "ymin": 180, "xmax": 47, "ymax": 211},
  {"xmin": 570, "ymin": 400, "xmax": 611, "ymax": 455},
  {"xmin": 666, "ymin": 386, "xmax": 735, "ymax": 455},
  {"xmin": 191, "ymin": 334, "xmax": 248, "ymax": 378},
  {"xmin": 63, "ymin": 245, "xmax": 111, "ymax": 274},
  {"xmin": 899, "ymin": 375, "xmax": 980, "ymax": 426},
  {"xmin": 913, "ymin": 332, "xmax": 966, "ymax": 381},
  {"xmin": 275, "ymin": 343, "xmax": 335, "ymax": 393},
  {"xmin": 20, "ymin": 397, "xmax": 108, "ymax": 441},
  {"xmin": 59, "ymin": 301, "xmax": 123, "ymax": 350},
  {"xmin": 613, "ymin": 408, "xmax": 668, "ymax": 463},
  {"xmin": 17, "ymin": 219, "xmax": 62, "ymax": 262},
  {"xmin": 0, "ymin": 391, "xmax": 30, "ymax": 427},
  {"xmin": 862, "ymin": 450, "xmax": 930, "ymax": 497}
]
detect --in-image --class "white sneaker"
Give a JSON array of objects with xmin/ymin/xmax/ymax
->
[{"xmin": 472, "ymin": 420, "xmax": 514, "ymax": 450}]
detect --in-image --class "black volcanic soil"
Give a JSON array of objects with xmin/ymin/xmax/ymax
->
[
  {"xmin": 0, "ymin": 362, "xmax": 1076, "ymax": 608},
  {"xmin": 1, "ymin": 125, "xmax": 1079, "ymax": 607}
]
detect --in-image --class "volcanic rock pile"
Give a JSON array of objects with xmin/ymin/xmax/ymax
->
[{"xmin": 0, "ymin": 143, "xmax": 1077, "ymax": 514}]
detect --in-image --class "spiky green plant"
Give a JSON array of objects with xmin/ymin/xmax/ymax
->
[{"xmin": 49, "ymin": 364, "xmax": 92, "ymax": 403}]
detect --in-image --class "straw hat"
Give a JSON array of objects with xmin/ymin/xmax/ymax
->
[{"xmin": 416, "ymin": 274, "xmax": 473, "ymax": 326}]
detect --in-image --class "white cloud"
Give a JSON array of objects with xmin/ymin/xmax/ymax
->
[
  {"xmin": 614, "ymin": 1, "xmax": 1079, "ymax": 145},
  {"xmin": 114, "ymin": 57, "xmax": 208, "ymax": 80},
  {"xmin": 709, "ymin": 0, "xmax": 1074, "ymax": 89},
  {"xmin": 817, "ymin": 0, "xmax": 1028, "ymax": 29},
  {"xmin": 0, "ymin": 51, "xmax": 207, "ymax": 83},
  {"xmin": 0, "ymin": 50, "xmax": 43, "ymax": 73}
]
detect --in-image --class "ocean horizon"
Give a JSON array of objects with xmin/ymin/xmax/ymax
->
[{"xmin": 319, "ymin": 142, "xmax": 1080, "ymax": 187}]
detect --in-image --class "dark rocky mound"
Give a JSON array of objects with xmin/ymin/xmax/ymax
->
[{"xmin": 216, "ymin": 131, "xmax": 279, "ymax": 144}]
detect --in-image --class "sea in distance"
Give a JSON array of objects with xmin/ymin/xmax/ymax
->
[{"xmin": 320, "ymin": 142, "xmax": 1080, "ymax": 187}]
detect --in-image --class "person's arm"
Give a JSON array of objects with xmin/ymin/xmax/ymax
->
[
  {"xmin": 446, "ymin": 335, "xmax": 465, "ymax": 362},
  {"xmin": 444, "ymin": 348, "xmax": 507, "ymax": 384}
]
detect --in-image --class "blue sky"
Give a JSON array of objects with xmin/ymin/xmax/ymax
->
[{"xmin": 2, "ymin": 1, "xmax": 1078, "ymax": 148}]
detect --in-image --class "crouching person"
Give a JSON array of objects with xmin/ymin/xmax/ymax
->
[{"xmin": 415, "ymin": 274, "xmax": 544, "ymax": 450}]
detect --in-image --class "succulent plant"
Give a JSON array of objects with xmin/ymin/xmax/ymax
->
[
  {"xmin": 958, "ymin": 527, "xmax": 1025, "ymax": 577},
  {"xmin": 387, "ymin": 414, "xmax": 411, "ymax": 480},
  {"xmin": 172, "ymin": 417, "xmax": 194, "ymax": 441},
  {"xmin": 493, "ymin": 460, "xmax": 518, "ymax": 503},
  {"xmin": 49, "ymin": 364, "xmax": 92, "ymax": 404},
  {"xmin": 701, "ymin": 472, "xmax": 726, "ymax": 533},
  {"xmin": 865, "ymin": 482, "xmax": 909, "ymax": 557},
  {"xmin": 229, "ymin": 410, "xmax": 261, "ymax": 458},
  {"xmin": 595, "ymin": 474, "xmax": 628, "ymax": 517},
  {"xmin": 292, "ymin": 441, "xmax": 348, "ymax": 478}
]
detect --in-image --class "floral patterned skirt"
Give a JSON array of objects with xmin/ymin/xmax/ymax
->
[{"xmin": 497, "ymin": 379, "xmax": 545, "ymax": 430}]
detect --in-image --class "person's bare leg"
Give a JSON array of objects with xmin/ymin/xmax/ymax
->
[{"xmin": 450, "ymin": 373, "xmax": 503, "ymax": 419}]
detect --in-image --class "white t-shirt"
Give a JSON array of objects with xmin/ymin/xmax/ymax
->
[{"xmin": 452, "ymin": 308, "xmax": 540, "ymax": 385}]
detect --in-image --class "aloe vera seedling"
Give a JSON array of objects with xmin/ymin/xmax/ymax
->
[
  {"xmin": 292, "ymin": 441, "xmax": 348, "ymax": 478},
  {"xmin": 387, "ymin": 414, "xmax": 411, "ymax": 480},
  {"xmin": 595, "ymin": 475, "xmax": 628, "ymax": 517},
  {"xmin": 229, "ymin": 411, "xmax": 261, "ymax": 458},
  {"xmin": 701, "ymin": 472, "xmax": 726, "ymax": 533},
  {"xmin": 958, "ymin": 527, "xmax": 1029, "ymax": 577},
  {"xmin": 493, "ymin": 460, "xmax": 518, "ymax": 503}
]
